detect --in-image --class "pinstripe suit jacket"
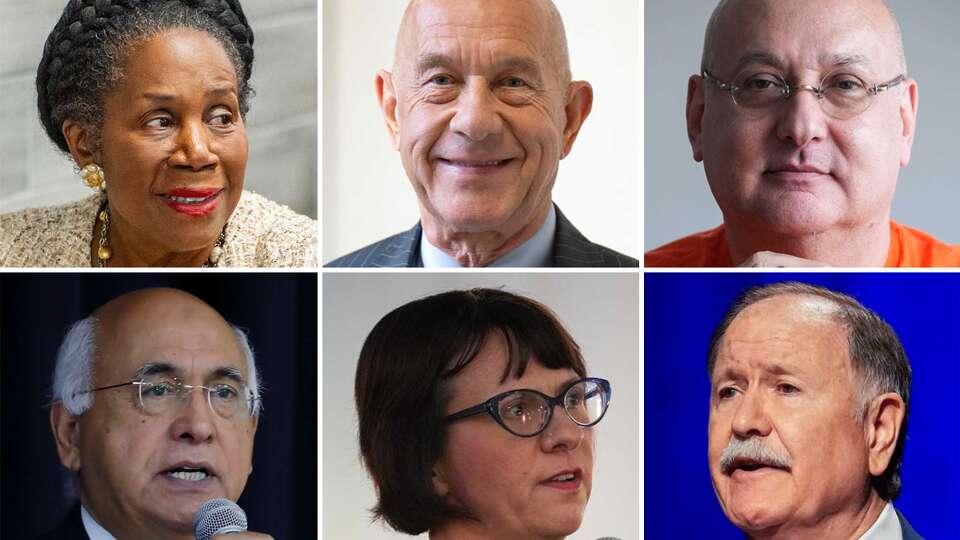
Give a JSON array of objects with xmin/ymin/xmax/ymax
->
[{"xmin": 326, "ymin": 205, "xmax": 638, "ymax": 267}]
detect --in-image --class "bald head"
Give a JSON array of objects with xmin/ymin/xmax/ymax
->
[
  {"xmin": 393, "ymin": 0, "xmax": 572, "ymax": 85},
  {"xmin": 701, "ymin": 0, "xmax": 906, "ymax": 73}
]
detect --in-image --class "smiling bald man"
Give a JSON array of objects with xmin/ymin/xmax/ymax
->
[{"xmin": 327, "ymin": 0, "xmax": 638, "ymax": 268}]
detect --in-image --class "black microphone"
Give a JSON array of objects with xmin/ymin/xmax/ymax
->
[{"xmin": 193, "ymin": 498, "xmax": 248, "ymax": 540}]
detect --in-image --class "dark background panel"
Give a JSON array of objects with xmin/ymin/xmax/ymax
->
[
  {"xmin": 0, "ymin": 273, "xmax": 318, "ymax": 539},
  {"xmin": 644, "ymin": 272, "xmax": 960, "ymax": 539}
]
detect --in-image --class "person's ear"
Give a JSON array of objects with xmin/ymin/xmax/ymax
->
[
  {"xmin": 376, "ymin": 70, "xmax": 401, "ymax": 151},
  {"xmin": 864, "ymin": 392, "xmax": 906, "ymax": 478},
  {"xmin": 62, "ymin": 120, "xmax": 98, "ymax": 167},
  {"xmin": 50, "ymin": 403, "xmax": 83, "ymax": 472},
  {"xmin": 686, "ymin": 74, "xmax": 706, "ymax": 162},
  {"xmin": 431, "ymin": 463, "xmax": 450, "ymax": 499},
  {"xmin": 560, "ymin": 81, "xmax": 593, "ymax": 159},
  {"xmin": 897, "ymin": 78, "xmax": 918, "ymax": 167}
]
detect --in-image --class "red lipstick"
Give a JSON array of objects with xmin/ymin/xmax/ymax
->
[{"xmin": 159, "ymin": 188, "xmax": 223, "ymax": 217}]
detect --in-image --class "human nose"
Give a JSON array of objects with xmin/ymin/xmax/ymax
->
[
  {"xmin": 539, "ymin": 406, "xmax": 585, "ymax": 452},
  {"xmin": 775, "ymin": 87, "xmax": 829, "ymax": 148},
  {"xmin": 168, "ymin": 386, "xmax": 215, "ymax": 443},
  {"xmin": 448, "ymin": 78, "xmax": 502, "ymax": 142},
  {"xmin": 171, "ymin": 119, "xmax": 218, "ymax": 170},
  {"xmin": 730, "ymin": 387, "xmax": 772, "ymax": 439}
]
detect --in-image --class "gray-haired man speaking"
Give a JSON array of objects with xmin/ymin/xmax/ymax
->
[
  {"xmin": 43, "ymin": 288, "xmax": 272, "ymax": 540},
  {"xmin": 706, "ymin": 282, "xmax": 923, "ymax": 539}
]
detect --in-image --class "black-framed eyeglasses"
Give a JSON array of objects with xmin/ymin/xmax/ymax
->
[
  {"xmin": 445, "ymin": 377, "xmax": 611, "ymax": 437},
  {"xmin": 701, "ymin": 69, "xmax": 906, "ymax": 120},
  {"xmin": 76, "ymin": 376, "xmax": 258, "ymax": 419}
]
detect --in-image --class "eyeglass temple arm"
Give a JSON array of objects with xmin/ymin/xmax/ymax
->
[{"xmin": 444, "ymin": 402, "xmax": 490, "ymax": 423}]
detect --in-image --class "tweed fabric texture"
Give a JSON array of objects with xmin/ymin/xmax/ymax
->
[{"xmin": 1, "ymin": 190, "xmax": 316, "ymax": 267}]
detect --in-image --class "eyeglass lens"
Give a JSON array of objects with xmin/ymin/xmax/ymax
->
[
  {"xmin": 137, "ymin": 378, "xmax": 247, "ymax": 418},
  {"xmin": 728, "ymin": 71, "xmax": 885, "ymax": 119},
  {"xmin": 496, "ymin": 379, "xmax": 607, "ymax": 436}
]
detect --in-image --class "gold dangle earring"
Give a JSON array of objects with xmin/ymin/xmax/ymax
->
[{"xmin": 80, "ymin": 163, "xmax": 106, "ymax": 191}]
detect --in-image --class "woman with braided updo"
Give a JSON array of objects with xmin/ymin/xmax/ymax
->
[{"xmin": 0, "ymin": 0, "xmax": 316, "ymax": 267}]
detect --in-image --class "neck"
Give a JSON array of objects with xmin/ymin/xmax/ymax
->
[
  {"xmin": 724, "ymin": 214, "xmax": 891, "ymax": 267},
  {"xmin": 747, "ymin": 490, "xmax": 888, "ymax": 540},
  {"xmin": 80, "ymin": 495, "xmax": 193, "ymax": 540},
  {"xmin": 91, "ymin": 208, "xmax": 217, "ymax": 268},
  {"xmin": 420, "ymin": 203, "xmax": 551, "ymax": 267},
  {"xmin": 429, "ymin": 519, "xmax": 564, "ymax": 540}
]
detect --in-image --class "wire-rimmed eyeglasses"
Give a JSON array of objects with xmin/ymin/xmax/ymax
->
[
  {"xmin": 75, "ymin": 377, "xmax": 258, "ymax": 419},
  {"xmin": 701, "ymin": 69, "xmax": 905, "ymax": 120},
  {"xmin": 445, "ymin": 377, "xmax": 611, "ymax": 437}
]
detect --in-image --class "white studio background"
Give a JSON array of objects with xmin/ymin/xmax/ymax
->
[
  {"xmin": 0, "ymin": 0, "xmax": 317, "ymax": 219},
  {"xmin": 322, "ymin": 272, "xmax": 640, "ymax": 540},
  {"xmin": 323, "ymin": 0, "xmax": 639, "ymax": 263},
  {"xmin": 645, "ymin": 0, "xmax": 960, "ymax": 250}
]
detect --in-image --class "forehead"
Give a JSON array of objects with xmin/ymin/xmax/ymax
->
[
  {"xmin": 711, "ymin": 0, "xmax": 900, "ymax": 74},
  {"xmin": 95, "ymin": 296, "xmax": 246, "ymax": 381},
  {"xmin": 113, "ymin": 28, "xmax": 237, "ymax": 96},
  {"xmin": 714, "ymin": 295, "xmax": 852, "ymax": 380},
  {"xmin": 445, "ymin": 333, "xmax": 578, "ymax": 410},
  {"xmin": 403, "ymin": 0, "xmax": 555, "ymax": 67}
]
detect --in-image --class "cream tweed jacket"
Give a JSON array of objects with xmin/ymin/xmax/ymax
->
[{"xmin": 1, "ymin": 190, "xmax": 317, "ymax": 267}]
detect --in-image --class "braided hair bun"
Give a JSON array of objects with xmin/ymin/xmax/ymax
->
[{"xmin": 37, "ymin": 0, "xmax": 255, "ymax": 154}]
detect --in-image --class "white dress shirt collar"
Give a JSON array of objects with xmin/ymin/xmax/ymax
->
[
  {"xmin": 857, "ymin": 503, "xmax": 903, "ymax": 540},
  {"xmin": 420, "ymin": 205, "xmax": 556, "ymax": 268},
  {"xmin": 80, "ymin": 505, "xmax": 118, "ymax": 540}
]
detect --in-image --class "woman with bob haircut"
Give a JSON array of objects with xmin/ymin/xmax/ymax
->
[
  {"xmin": 355, "ymin": 288, "xmax": 611, "ymax": 539},
  {"xmin": 1, "ymin": 0, "xmax": 315, "ymax": 267}
]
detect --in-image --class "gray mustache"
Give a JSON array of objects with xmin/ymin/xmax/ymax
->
[{"xmin": 719, "ymin": 437, "xmax": 791, "ymax": 473}]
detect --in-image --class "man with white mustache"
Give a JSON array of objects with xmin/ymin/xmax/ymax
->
[{"xmin": 706, "ymin": 282, "xmax": 923, "ymax": 539}]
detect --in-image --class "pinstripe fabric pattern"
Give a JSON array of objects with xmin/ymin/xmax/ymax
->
[{"xmin": 326, "ymin": 205, "xmax": 638, "ymax": 268}]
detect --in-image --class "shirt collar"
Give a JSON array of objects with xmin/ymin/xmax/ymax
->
[
  {"xmin": 81, "ymin": 505, "xmax": 118, "ymax": 540},
  {"xmin": 857, "ymin": 503, "xmax": 903, "ymax": 540},
  {"xmin": 420, "ymin": 205, "xmax": 556, "ymax": 268}
]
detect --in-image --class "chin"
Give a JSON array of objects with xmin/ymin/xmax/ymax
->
[{"xmin": 726, "ymin": 498, "xmax": 789, "ymax": 533}]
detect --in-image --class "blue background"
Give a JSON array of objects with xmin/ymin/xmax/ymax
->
[{"xmin": 645, "ymin": 273, "xmax": 960, "ymax": 539}]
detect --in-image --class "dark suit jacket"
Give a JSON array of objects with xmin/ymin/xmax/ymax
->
[
  {"xmin": 326, "ymin": 205, "xmax": 639, "ymax": 267},
  {"xmin": 898, "ymin": 508, "xmax": 924, "ymax": 540},
  {"xmin": 37, "ymin": 504, "xmax": 89, "ymax": 540}
]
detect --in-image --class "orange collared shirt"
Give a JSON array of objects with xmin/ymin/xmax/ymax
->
[{"xmin": 645, "ymin": 221, "xmax": 960, "ymax": 267}]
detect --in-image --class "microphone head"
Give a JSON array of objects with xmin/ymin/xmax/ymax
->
[{"xmin": 193, "ymin": 498, "xmax": 248, "ymax": 540}]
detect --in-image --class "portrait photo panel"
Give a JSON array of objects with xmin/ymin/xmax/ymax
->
[
  {"xmin": 644, "ymin": 272, "xmax": 960, "ymax": 539},
  {"xmin": 0, "ymin": 272, "xmax": 318, "ymax": 539},
  {"xmin": 323, "ymin": 272, "xmax": 639, "ymax": 539}
]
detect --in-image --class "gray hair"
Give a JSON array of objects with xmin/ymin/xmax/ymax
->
[
  {"xmin": 53, "ymin": 316, "xmax": 263, "ymax": 417},
  {"xmin": 700, "ymin": 0, "xmax": 907, "ymax": 74},
  {"xmin": 707, "ymin": 281, "xmax": 911, "ymax": 501}
]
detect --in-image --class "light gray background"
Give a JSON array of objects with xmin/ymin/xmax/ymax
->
[
  {"xmin": 0, "ymin": 0, "xmax": 317, "ymax": 219},
  {"xmin": 645, "ymin": 0, "xmax": 960, "ymax": 250},
  {"xmin": 323, "ymin": 0, "xmax": 639, "ymax": 263},
  {"xmin": 322, "ymin": 272, "xmax": 640, "ymax": 539}
]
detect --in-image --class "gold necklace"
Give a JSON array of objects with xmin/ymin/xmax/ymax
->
[{"xmin": 95, "ymin": 199, "xmax": 226, "ymax": 268}]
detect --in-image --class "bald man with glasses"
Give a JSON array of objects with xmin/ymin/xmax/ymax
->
[{"xmin": 645, "ymin": 0, "xmax": 960, "ymax": 267}]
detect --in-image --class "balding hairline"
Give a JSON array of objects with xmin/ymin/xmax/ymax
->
[
  {"xmin": 393, "ymin": 0, "xmax": 572, "ymax": 87},
  {"xmin": 700, "ymin": 0, "xmax": 907, "ymax": 74}
]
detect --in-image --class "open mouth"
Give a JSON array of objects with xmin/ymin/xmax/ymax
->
[
  {"xmin": 726, "ymin": 458, "xmax": 788, "ymax": 475},
  {"xmin": 438, "ymin": 158, "xmax": 514, "ymax": 168},
  {"xmin": 158, "ymin": 188, "xmax": 223, "ymax": 216},
  {"xmin": 541, "ymin": 469, "xmax": 582, "ymax": 490},
  {"xmin": 164, "ymin": 465, "xmax": 212, "ymax": 482}
]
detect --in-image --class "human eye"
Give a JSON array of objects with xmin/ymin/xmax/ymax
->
[
  {"xmin": 716, "ymin": 385, "xmax": 739, "ymax": 400},
  {"xmin": 143, "ymin": 380, "xmax": 176, "ymax": 398},
  {"xmin": 207, "ymin": 108, "xmax": 235, "ymax": 127},
  {"xmin": 144, "ymin": 115, "xmax": 173, "ymax": 129},
  {"xmin": 741, "ymin": 73, "xmax": 782, "ymax": 91},
  {"xmin": 502, "ymin": 76, "xmax": 528, "ymax": 88},
  {"xmin": 427, "ymin": 73, "xmax": 455, "ymax": 86},
  {"xmin": 210, "ymin": 383, "xmax": 240, "ymax": 401},
  {"xmin": 776, "ymin": 382, "xmax": 801, "ymax": 395},
  {"xmin": 826, "ymin": 75, "xmax": 866, "ymax": 92}
]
